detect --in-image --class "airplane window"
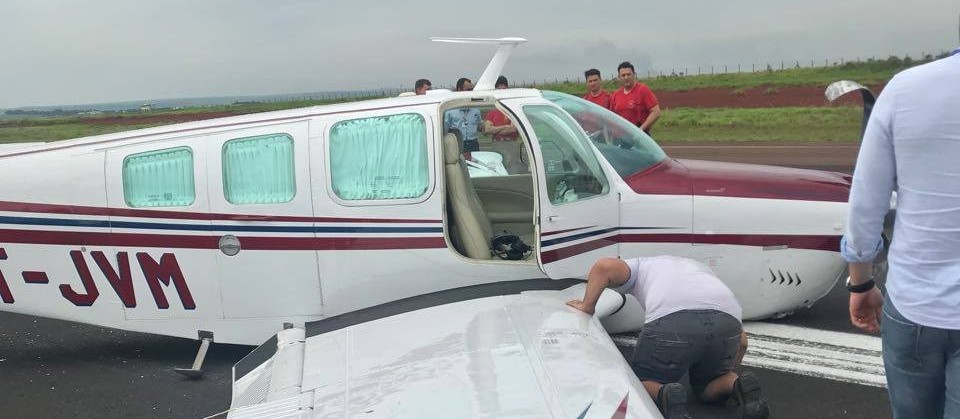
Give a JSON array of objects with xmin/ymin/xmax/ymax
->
[
  {"xmin": 122, "ymin": 147, "xmax": 195, "ymax": 207},
  {"xmin": 222, "ymin": 133, "xmax": 296, "ymax": 204},
  {"xmin": 542, "ymin": 91, "xmax": 667, "ymax": 178},
  {"xmin": 522, "ymin": 105, "xmax": 609, "ymax": 205},
  {"xmin": 329, "ymin": 113, "xmax": 429, "ymax": 201}
]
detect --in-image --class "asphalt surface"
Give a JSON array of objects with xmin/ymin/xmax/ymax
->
[{"xmin": 0, "ymin": 142, "xmax": 893, "ymax": 419}]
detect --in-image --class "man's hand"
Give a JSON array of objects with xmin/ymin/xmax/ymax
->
[
  {"xmin": 566, "ymin": 299, "xmax": 595, "ymax": 315},
  {"xmin": 850, "ymin": 287, "xmax": 883, "ymax": 333}
]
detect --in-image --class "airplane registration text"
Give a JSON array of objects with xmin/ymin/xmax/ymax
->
[{"xmin": 0, "ymin": 248, "xmax": 195, "ymax": 310}]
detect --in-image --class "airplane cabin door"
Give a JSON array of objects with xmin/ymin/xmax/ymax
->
[
  {"xmin": 206, "ymin": 121, "xmax": 322, "ymax": 318},
  {"xmin": 499, "ymin": 98, "xmax": 620, "ymax": 279}
]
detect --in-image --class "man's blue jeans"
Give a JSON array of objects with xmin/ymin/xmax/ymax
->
[{"xmin": 882, "ymin": 295, "xmax": 960, "ymax": 418}]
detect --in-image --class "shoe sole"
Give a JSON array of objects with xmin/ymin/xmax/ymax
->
[{"xmin": 736, "ymin": 373, "xmax": 770, "ymax": 419}]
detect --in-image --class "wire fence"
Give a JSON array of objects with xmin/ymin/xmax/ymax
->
[
  {"xmin": 6, "ymin": 50, "xmax": 953, "ymax": 115},
  {"xmin": 272, "ymin": 50, "xmax": 954, "ymax": 103}
]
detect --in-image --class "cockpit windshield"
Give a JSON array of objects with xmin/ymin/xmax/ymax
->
[{"xmin": 543, "ymin": 91, "xmax": 667, "ymax": 178}]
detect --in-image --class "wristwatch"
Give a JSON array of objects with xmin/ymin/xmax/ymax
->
[{"xmin": 845, "ymin": 276, "xmax": 876, "ymax": 293}]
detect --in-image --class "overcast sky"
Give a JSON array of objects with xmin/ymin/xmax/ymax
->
[{"xmin": 1, "ymin": 0, "xmax": 957, "ymax": 109}]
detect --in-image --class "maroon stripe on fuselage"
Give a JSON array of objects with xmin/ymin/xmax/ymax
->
[
  {"xmin": 0, "ymin": 200, "xmax": 440, "ymax": 224},
  {"xmin": 618, "ymin": 233, "xmax": 840, "ymax": 252},
  {"xmin": 541, "ymin": 226, "xmax": 597, "ymax": 237},
  {"xmin": 541, "ymin": 236, "xmax": 618, "ymax": 263},
  {"xmin": 540, "ymin": 233, "xmax": 840, "ymax": 263},
  {"xmin": 0, "ymin": 229, "xmax": 446, "ymax": 251}
]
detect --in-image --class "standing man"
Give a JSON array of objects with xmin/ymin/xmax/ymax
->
[
  {"xmin": 445, "ymin": 78, "xmax": 483, "ymax": 154},
  {"xmin": 842, "ymin": 52, "xmax": 960, "ymax": 418},
  {"xmin": 484, "ymin": 76, "xmax": 524, "ymax": 173},
  {"xmin": 567, "ymin": 256, "xmax": 769, "ymax": 419},
  {"xmin": 583, "ymin": 68, "xmax": 611, "ymax": 108},
  {"xmin": 610, "ymin": 61, "xmax": 661, "ymax": 134},
  {"xmin": 414, "ymin": 78, "xmax": 432, "ymax": 95}
]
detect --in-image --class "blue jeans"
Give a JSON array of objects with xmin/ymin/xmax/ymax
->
[{"xmin": 881, "ymin": 295, "xmax": 960, "ymax": 419}]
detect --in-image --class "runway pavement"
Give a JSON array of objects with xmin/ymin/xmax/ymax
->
[{"xmin": 0, "ymin": 142, "xmax": 894, "ymax": 418}]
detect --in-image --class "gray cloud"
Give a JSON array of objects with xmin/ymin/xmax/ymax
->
[{"xmin": 1, "ymin": 0, "xmax": 956, "ymax": 108}]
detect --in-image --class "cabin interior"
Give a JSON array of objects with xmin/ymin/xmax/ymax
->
[{"xmin": 441, "ymin": 104, "xmax": 537, "ymax": 262}]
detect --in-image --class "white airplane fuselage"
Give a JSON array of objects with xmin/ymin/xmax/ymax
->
[{"xmin": 0, "ymin": 88, "xmax": 850, "ymax": 344}]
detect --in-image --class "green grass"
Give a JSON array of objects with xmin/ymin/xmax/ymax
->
[
  {"xmin": 653, "ymin": 107, "xmax": 862, "ymax": 142},
  {"xmin": 4, "ymin": 58, "xmax": 926, "ymax": 144},
  {"xmin": 0, "ymin": 123, "xmax": 163, "ymax": 143},
  {"xmin": 0, "ymin": 97, "xmax": 378, "ymax": 143}
]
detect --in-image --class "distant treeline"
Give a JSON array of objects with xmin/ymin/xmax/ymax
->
[{"xmin": 4, "ymin": 108, "xmax": 100, "ymax": 116}]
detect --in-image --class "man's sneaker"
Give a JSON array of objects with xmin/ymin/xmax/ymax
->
[
  {"xmin": 733, "ymin": 372, "xmax": 770, "ymax": 419},
  {"xmin": 656, "ymin": 382, "xmax": 694, "ymax": 419}
]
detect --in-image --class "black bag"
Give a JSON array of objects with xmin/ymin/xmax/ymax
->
[{"xmin": 491, "ymin": 232, "xmax": 532, "ymax": 260}]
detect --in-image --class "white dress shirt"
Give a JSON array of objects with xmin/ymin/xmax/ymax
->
[{"xmin": 842, "ymin": 53, "xmax": 960, "ymax": 329}]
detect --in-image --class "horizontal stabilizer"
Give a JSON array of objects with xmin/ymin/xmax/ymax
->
[{"xmin": 431, "ymin": 37, "xmax": 527, "ymax": 91}]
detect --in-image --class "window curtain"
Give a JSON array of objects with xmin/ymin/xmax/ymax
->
[
  {"xmin": 330, "ymin": 114, "xmax": 429, "ymax": 200},
  {"xmin": 123, "ymin": 147, "xmax": 195, "ymax": 207},
  {"xmin": 222, "ymin": 134, "xmax": 296, "ymax": 204}
]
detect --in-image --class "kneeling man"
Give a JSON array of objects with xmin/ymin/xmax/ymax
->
[{"xmin": 567, "ymin": 256, "xmax": 769, "ymax": 419}]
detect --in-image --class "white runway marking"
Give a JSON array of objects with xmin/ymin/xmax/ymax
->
[
  {"xmin": 742, "ymin": 322, "xmax": 885, "ymax": 388},
  {"xmin": 611, "ymin": 322, "xmax": 886, "ymax": 388}
]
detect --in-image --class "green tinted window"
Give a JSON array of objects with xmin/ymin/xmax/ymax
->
[
  {"xmin": 123, "ymin": 147, "xmax": 195, "ymax": 207},
  {"xmin": 329, "ymin": 113, "xmax": 429, "ymax": 201},
  {"xmin": 223, "ymin": 134, "xmax": 295, "ymax": 204},
  {"xmin": 523, "ymin": 105, "xmax": 609, "ymax": 205},
  {"xmin": 543, "ymin": 90, "xmax": 666, "ymax": 178}
]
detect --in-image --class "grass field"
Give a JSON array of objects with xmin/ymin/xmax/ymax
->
[
  {"xmin": 1, "ymin": 58, "xmax": 931, "ymax": 144},
  {"xmin": 653, "ymin": 107, "xmax": 862, "ymax": 142}
]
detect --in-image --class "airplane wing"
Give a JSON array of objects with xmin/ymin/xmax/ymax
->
[{"xmin": 226, "ymin": 287, "xmax": 661, "ymax": 418}]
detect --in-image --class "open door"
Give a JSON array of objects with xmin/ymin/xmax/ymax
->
[{"xmin": 499, "ymin": 98, "xmax": 620, "ymax": 279}]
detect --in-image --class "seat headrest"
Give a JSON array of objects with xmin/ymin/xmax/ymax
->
[{"xmin": 443, "ymin": 133, "xmax": 462, "ymax": 164}]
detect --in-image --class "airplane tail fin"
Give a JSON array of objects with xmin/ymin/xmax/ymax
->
[{"xmin": 430, "ymin": 37, "xmax": 527, "ymax": 91}]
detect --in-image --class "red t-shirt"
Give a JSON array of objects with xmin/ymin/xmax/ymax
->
[
  {"xmin": 485, "ymin": 109, "xmax": 517, "ymax": 141},
  {"xmin": 578, "ymin": 91, "xmax": 612, "ymax": 134},
  {"xmin": 583, "ymin": 90, "xmax": 611, "ymax": 109},
  {"xmin": 609, "ymin": 83, "xmax": 658, "ymax": 127}
]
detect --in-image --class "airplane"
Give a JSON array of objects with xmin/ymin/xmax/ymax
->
[{"xmin": 0, "ymin": 37, "xmax": 874, "ymax": 373}]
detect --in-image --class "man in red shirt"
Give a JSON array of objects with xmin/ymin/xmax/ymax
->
[
  {"xmin": 577, "ymin": 68, "xmax": 612, "ymax": 138},
  {"xmin": 609, "ymin": 61, "xmax": 661, "ymax": 134},
  {"xmin": 583, "ymin": 68, "xmax": 611, "ymax": 108},
  {"xmin": 484, "ymin": 76, "xmax": 525, "ymax": 173}
]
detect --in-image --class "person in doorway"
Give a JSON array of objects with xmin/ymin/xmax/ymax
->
[
  {"xmin": 609, "ymin": 61, "xmax": 661, "ymax": 134},
  {"xmin": 567, "ymin": 256, "xmax": 769, "ymax": 419},
  {"xmin": 444, "ymin": 78, "xmax": 484, "ymax": 156},
  {"xmin": 483, "ymin": 76, "xmax": 525, "ymax": 173}
]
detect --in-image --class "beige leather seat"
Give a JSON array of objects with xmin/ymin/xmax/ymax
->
[{"xmin": 444, "ymin": 133, "xmax": 494, "ymax": 259}]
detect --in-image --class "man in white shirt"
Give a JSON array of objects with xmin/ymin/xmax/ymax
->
[
  {"xmin": 443, "ymin": 78, "xmax": 483, "ymax": 154},
  {"xmin": 842, "ymin": 51, "xmax": 960, "ymax": 418},
  {"xmin": 567, "ymin": 256, "xmax": 769, "ymax": 419}
]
